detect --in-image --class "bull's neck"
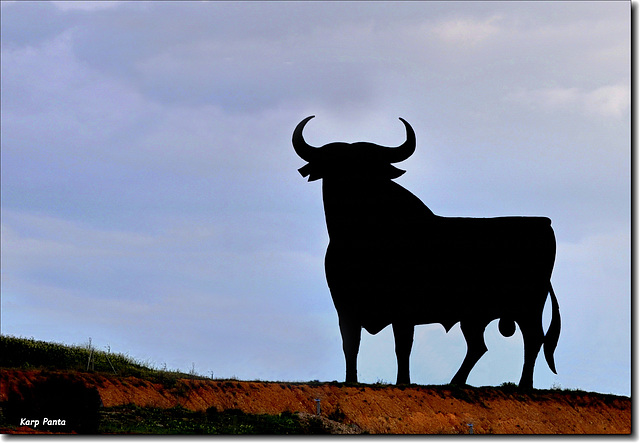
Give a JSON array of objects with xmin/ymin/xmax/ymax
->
[
  {"xmin": 321, "ymin": 177, "xmax": 390, "ymax": 238},
  {"xmin": 320, "ymin": 176, "xmax": 435, "ymax": 240}
]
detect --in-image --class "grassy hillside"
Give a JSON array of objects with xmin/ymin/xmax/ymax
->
[
  {"xmin": 1, "ymin": 335, "xmax": 630, "ymax": 434},
  {"xmin": 0, "ymin": 335, "xmax": 335, "ymax": 434},
  {"xmin": 0, "ymin": 335, "xmax": 200, "ymax": 384}
]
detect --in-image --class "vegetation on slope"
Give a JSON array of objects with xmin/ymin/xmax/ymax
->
[
  {"xmin": 0, "ymin": 335, "xmax": 199, "ymax": 384},
  {"xmin": 0, "ymin": 335, "xmax": 630, "ymax": 434},
  {"xmin": 99, "ymin": 405, "xmax": 336, "ymax": 435},
  {"xmin": 0, "ymin": 335, "xmax": 345, "ymax": 434}
]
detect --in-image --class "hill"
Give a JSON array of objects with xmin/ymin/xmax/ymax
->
[{"xmin": 0, "ymin": 336, "xmax": 631, "ymax": 434}]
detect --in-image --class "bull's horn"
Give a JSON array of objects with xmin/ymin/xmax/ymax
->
[
  {"xmin": 292, "ymin": 115, "xmax": 319, "ymax": 161},
  {"xmin": 385, "ymin": 118, "xmax": 416, "ymax": 163}
]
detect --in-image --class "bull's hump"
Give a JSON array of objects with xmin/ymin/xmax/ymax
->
[
  {"xmin": 494, "ymin": 216, "xmax": 552, "ymax": 225},
  {"xmin": 441, "ymin": 216, "xmax": 551, "ymax": 226},
  {"xmin": 513, "ymin": 216, "xmax": 552, "ymax": 227}
]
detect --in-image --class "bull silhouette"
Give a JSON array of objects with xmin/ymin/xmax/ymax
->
[{"xmin": 293, "ymin": 116, "xmax": 560, "ymax": 390}]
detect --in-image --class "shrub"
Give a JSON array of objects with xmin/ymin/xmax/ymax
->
[{"xmin": 328, "ymin": 404, "xmax": 347, "ymax": 422}]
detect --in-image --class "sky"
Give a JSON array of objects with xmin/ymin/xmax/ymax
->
[{"xmin": 1, "ymin": 1, "xmax": 631, "ymax": 396}]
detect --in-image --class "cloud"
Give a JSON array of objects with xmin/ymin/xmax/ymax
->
[
  {"xmin": 1, "ymin": 207, "xmax": 334, "ymax": 376},
  {"xmin": 431, "ymin": 15, "xmax": 503, "ymax": 47},
  {"xmin": 51, "ymin": 1, "xmax": 123, "ymax": 12},
  {"xmin": 65, "ymin": 4, "xmax": 388, "ymax": 112},
  {"xmin": 583, "ymin": 84, "xmax": 631, "ymax": 118},
  {"xmin": 0, "ymin": 1, "xmax": 68, "ymax": 48},
  {"xmin": 506, "ymin": 84, "xmax": 630, "ymax": 118}
]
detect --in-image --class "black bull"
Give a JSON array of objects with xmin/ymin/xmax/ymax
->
[{"xmin": 292, "ymin": 116, "xmax": 561, "ymax": 390}]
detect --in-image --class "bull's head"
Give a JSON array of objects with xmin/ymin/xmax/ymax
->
[{"xmin": 292, "ymin": 116, "xmax": 416, "ymax": 181}]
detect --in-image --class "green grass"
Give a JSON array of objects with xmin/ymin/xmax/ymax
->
[
  {"xmin": 0, "ymin": 336, "xmax": 341, "ymax": 434},
  {"xmin": 99, "ymin": 405, "xmax": 329, "ymax": 435},
  {"xmin": 0, "ymin": 335, "xmax": 200, "ymax": 384}
]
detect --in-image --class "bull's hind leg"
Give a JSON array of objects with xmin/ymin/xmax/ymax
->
[
  {"xmin": 393, "ymin": 322, "xmax": 414, "ymax": 385},
  {"xmin": 451, "ymin": 321, "xmax": 488, "ymax": 386},
  {"xmin": 339, "ymin": 317, "xmax": 361, "ymax": 383},
  {"xmin": 518, "ymin": 318, "xmax": 544, "ymax": 390}
]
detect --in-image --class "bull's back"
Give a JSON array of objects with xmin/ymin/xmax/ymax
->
[
  {"xmin": 430, "ymin": 215, "xmax": 555, "ymax": 268},
  {"xmin": 421, "ymin": 216, "xmax": 555, "ymax": 301},
  {"xmin": 436, "ymin": 216, "xmax": 554, "ymax": 253},
  {"xmin": 326, "ymin": 215, "xmax": 555, "ymax": 292}
]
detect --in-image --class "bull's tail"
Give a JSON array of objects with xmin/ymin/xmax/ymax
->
[{"xmin": 543, "ymin": 283, "xmax": 561, "ymax": 374}]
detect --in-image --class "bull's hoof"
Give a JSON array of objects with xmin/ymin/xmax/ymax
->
[
  {"xmin": 450, "ymin": 376, "xmax": 468, "ymax": 386},
  {"xmin": 517, "ymin": 379, "xmax": 534, "ymax": 391}
]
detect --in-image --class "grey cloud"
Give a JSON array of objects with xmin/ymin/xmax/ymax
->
[{"xmin": 1, "ymin": 1, "xmax": 69, "ymax": 47}]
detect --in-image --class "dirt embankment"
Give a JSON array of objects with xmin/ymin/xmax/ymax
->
[{"xmin": 0, "ymin": 369, "xmax": 630, "ymax": 434}]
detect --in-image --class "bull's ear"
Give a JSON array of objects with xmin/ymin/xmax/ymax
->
[
  {"xmin": 384, "ymin": 164, "xmax": 406, "ymax": 179},
  {"xmin": 298, "ymin": 163, "xmax": 323, "ymax": 181},
  {"xmin": 298, "ymin": 163, "xmax": 312, "ymax": 177}
]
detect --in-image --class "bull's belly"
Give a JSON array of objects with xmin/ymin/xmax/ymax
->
[
  {"xmin": 328, "ymin": 266, "xmax": 549, "ymax": 335},
  {"xmin": 328, "ymin": 276, "xmax": 467, "ymax": 334},
  {"xmin": 353, "ymin": 297, "xmax": 462, "ymax": 335}
]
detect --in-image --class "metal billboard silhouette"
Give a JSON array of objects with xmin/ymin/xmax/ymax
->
[{"xmin": 293, "ymin": 116, "xmax": 560, "ymax": 389}]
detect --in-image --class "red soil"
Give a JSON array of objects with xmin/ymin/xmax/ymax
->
[{"xmin": 0, "ymin": 369, "xmax": 630, "ymax": 434}]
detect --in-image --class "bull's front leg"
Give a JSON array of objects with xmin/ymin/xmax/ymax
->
[
  {"xmin": 393, "ymin": 322, "xmax": 414, "ymax": 384},
  {"xmin": 339, "ymin": 317, "xmax": 361, "ymax": 383}
]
